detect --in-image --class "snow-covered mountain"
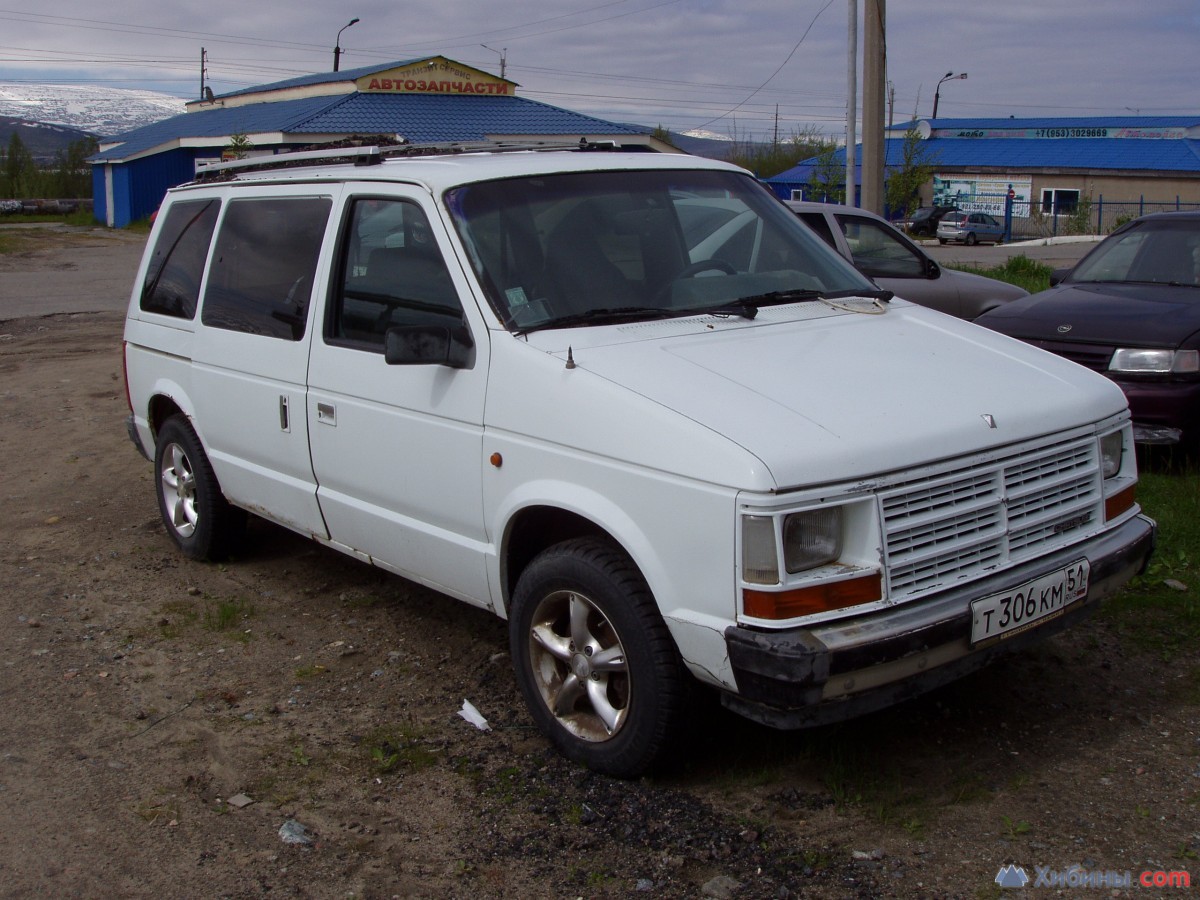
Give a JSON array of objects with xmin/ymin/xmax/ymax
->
[
  {"xmin": 680, "ymin": 129, "xmax": 734, "ymax": 142},
  {"xmin": 0, "ymin": 84, "xmax": 185, "ymax": 137}
]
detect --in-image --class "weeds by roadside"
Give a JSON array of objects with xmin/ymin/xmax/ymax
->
[
  {"xmin": 948, "ymin": 254, "xmax": 1055, "ymax": 293},
  {"xmin": 1102, "ymin": 465, "xmax": 1200, "ymax": 656}
]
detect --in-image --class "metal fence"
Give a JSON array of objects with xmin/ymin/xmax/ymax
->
[{"xmin": 941, "ymin": 193, "xmax": 1200, "ymax": 241}]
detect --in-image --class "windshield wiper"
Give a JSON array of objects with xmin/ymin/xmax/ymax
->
[
  {"xmin": 686, "ymin": 298, "xmax": 762, "ymax": 319},
  {"xmin": 731, "ymin": 287, "xmax": 894, "ymax": 307},
  {"xmin": 515, "ymin": 306, "xmax": 676, "ymax": 334}
]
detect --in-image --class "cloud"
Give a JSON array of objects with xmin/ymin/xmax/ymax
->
[{"xmin": 0, "ymin": 0, "xmax": 1196, "ymax": 138}]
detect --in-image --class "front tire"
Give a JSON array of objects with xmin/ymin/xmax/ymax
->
[
  {"xmin": 965, "ymin": 232, "xmax": 978, "ymax": 246},
  {"xmin": 509, "ymin": 538, "xmax": 688, "ymax": 777},
  {"xmin": 154, "ymin": 416, "xmax": 245, "ymax": 561}
]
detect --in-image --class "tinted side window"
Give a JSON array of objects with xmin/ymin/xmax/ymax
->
[
  {"xmin": 330, "ymin": 198, "xmax": 464, "ymax": 349},
  {"xmin": 201, "ymin": 197, "xmax": 331, "ymax": 341},
  {"xmin": 141, "ymin": 199, "xmax": 220, "ymax": 319},
  {"xmin": 836, "ymin": 215, "xmax": 925, "ymax": 278}
]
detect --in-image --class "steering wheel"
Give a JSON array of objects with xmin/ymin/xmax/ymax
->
[{"xmin": 655, "ymin": 259, "xmax": 736, "ymax": 305}]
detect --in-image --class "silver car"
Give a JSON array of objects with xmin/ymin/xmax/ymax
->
[
  {"xmin": 936, "ymin": 211, "xmax": 1005, "ymax": 246},
  {"xmin": 786, "ymin": 201, "xmax": 1026, "ymax": 319}
]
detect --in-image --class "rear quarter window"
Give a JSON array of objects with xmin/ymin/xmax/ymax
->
[
  {"xmin": 140, "ymin": 199, "xmax": 220, "ymax": 319},
  {"xmin": 201, "ymin": 197, "xmax": 332, "ymax": 341}
]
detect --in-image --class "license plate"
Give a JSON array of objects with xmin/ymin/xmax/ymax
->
[{"xmin": 970, "ymin": 560, "xmax": 1090, "ymax": 646}]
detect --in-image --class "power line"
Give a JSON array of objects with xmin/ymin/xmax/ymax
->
[{"xmin": 692, "ymin": 0, "xmax": 837, "ymax": 131}]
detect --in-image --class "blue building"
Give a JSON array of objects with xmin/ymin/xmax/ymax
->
[
  {"xmin": 767, "ymin": 116, "xmax": 1200, "ymax": 227},
  {"xmin": 90, "ymin": 57, "xmax": 667, "ymax": 227}
]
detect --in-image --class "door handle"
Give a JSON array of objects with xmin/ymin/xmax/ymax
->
[
  {"xmin": 317, "ymin": 402, "xmax": 336, "ymax": 426},
  {"xmin": 279, "ymin": 395, "xmax": 290, "ymax": 432}
]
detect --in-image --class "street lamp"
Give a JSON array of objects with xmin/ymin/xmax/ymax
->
[
  {"xmin": 932, "ymin": 71, "xmax": 967, "ymax": 119},
  {"xmin": 480, "ymin": 43, "xmax": 507, "ymax": 79},
  {"xmin": 333, "ymin": 18, "xmax": 360, "ymax": 72}
]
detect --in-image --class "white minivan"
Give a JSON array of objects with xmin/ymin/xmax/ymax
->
[{"xmin": 123, "ymin": 143, "xmax": 1155, "ymax": 777}]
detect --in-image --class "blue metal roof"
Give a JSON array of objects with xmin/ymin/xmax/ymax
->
[
  {"xmin": 292, "ymin": 92, "xmax": 642, "ymax": 142},
  {"xmin": 91, "ymin": 91, "xmax": 645, "ymax": 163},
  {"xmin": 90, "ymin": 95, "xmax": 344, "ymax": 162},
  {"xmin": 923, "ymin": 116, "xmax": 1200, "ymax": 130},
  {"xmin": 218, "ymin": 59, "xmax": 424, "ymax": 99},
  {"xmin": 769, "ymin": 134, "xmax": 1200, "ymax": 185}
]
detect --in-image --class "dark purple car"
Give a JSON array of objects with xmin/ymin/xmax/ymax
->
[{"xmin": 976, "ymin": 211, "xmax": 1200, "ymax": 447}]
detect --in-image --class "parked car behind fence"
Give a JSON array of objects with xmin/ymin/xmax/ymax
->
[{"xmin": 937, "ymin": 211, "xmax": 1005, "ymax": 245}]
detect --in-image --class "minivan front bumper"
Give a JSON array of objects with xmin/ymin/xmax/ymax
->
[{"xmin": 722, "ymin": 514, "xmax": 1155, "ymax": 728}]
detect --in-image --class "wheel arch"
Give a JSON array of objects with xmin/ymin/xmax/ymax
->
[
  {"xmin": 147, "ymin": 392, "xmax": 187, "ymax": 439},
  {"xmin": 496, "ymin": 489, "xmax": 667, "ymax": 620}
]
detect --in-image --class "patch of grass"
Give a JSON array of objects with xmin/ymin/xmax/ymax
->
[
  {"xmin": 133, "ymin": 797, "xmax": 180, "ymax": 824},
  {"xmin": 485, "ymin": 765, "xmax": 525, "ymax": 805},
  {"xmin": 801, "ymin": 731, "xmax": 929, "ymax": 831},
  {"xmin": 293, "ymin": 664, "xmax": 328, "ymax": 678},
  {"xmin": 948, "ymin": 254, "xmax": 1054, "ymax": 294},
  {"xmin": 340, "ymin": 592, "xmax": 388, "ymax": 609},
  {"xmin": 202, "ymin": 597, "xmax": 255, "ymax": 635},
  {"xmin": 158, "ymin": 599, "xmax": 199, "ymax": 639},
  {"xmin": 1001, "ymin": 814, "xmax": 1031, "ymax": 838},
  {"xmin": 0, "ymin": 228, "xmax": 44, "ymax": 255},
  {"xmin": 901, "ymin": 816, "xmax": 926, "ymax": 838},
  {"xmin": 584, "ymin": 869, "xmax": 614, "ymax": 888},
  {"xmin": 1101, "ymin": 467, "xmax": 1200, "ymax": 657},
  {"xmin": 365, "ymin": 724, "xmax": 438, "ymax": 775},
  {"xmin": 949, "ymin": 773, "xmax": 992, "ymax": 805},
  {"xmin": 1007, "ymin": 773, "xmax": 1032, "ymax": 792}
]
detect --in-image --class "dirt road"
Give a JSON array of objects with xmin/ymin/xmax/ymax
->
[{"xmin": 0, "ymin": 230, "xmax": 1196, "ymax": 898}]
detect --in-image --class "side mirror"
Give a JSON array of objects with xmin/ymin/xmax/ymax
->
[
  {"xmin": 925, "ymin": 257, "xmax": 941, "ymax": 280},
  {"xmin": 385, "ymin": 324, "xmax": 475, "ymax": 369},
  {"xmin": 1048, "ymin": 267, "xmax": 1072, "ymax": 287}
]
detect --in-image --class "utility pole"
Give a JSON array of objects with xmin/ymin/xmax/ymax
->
[
  {"xmin": 845, "ymin": 0, "xmax": 857, "ymax": 207},
  {"xmin": 861, "ymin": 0, "xmax": 885, "ymax": 215},
  {"xmin": 200, "ymin": 48, "xmax": 207, "ymax": 100}
]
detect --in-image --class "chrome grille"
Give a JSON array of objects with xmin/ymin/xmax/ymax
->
[{"xmin": 881, "ymin": 435, "xmax": 1102, "ymax": 598}]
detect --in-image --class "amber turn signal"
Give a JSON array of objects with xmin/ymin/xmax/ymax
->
[
  {"xmin": 743, "ymin": 572, "xmax": 883, "ymax": 620},
  {"xmin": 1104, "ymin": 483, "xmax": 1136, "ymax": 521}
]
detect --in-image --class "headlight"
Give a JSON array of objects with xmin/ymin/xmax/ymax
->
[
  {"xmin": 1099, "ymin": 431, "xmax": 1124, "ymax": 479},
  {"xmin": 782, "ymin": 508, "xmax": 843, "ymax": 573},
  {"xmin": 1109, "ymin": 348, "xmax": 1199, "ymax": 374},
  {"xmin": 742, "ymin": 508, "xmax": 846, "ymax": 584}
]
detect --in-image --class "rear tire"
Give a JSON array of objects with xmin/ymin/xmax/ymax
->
[
  {"xmin": 509, "ymin": 537, "xmax": 688, "ymax": 777},
  {"xmin": 154, "ymin": 416, "xmax": 245, "ymax": 561},
  {"xmin": 965, "ymin": 232, "xmax": 978, "ymax": 246}
]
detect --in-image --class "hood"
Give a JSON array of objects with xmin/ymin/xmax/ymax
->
[
  {"xmin": 979, "ymin": 282, "xmax": 1200, "ymax": 347},
  {"xmin": 939, "ymin": 267, "xmax": 1029, "ymax": 302},
  {"xmin": 536, "ymin": 303, "xmax": 1127, "ymax": 489}
]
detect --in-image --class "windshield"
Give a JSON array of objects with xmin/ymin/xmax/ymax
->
[
  {"xmin": 445, "ymin": 168, "xmax": 873, "ymax": 331},
  {"xmin": 1071, "ymin": 218, "xmax": 1200, "ymax": 287}
]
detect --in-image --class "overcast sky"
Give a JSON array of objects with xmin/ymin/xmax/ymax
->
[{"xmin": 1, "ymin": 1, "xmax": 1198, "ymax": 140}]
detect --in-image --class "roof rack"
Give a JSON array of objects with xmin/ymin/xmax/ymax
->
[{"xmin": 193, "ymin": 137, "xmax": 623, "ymax": 182}]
